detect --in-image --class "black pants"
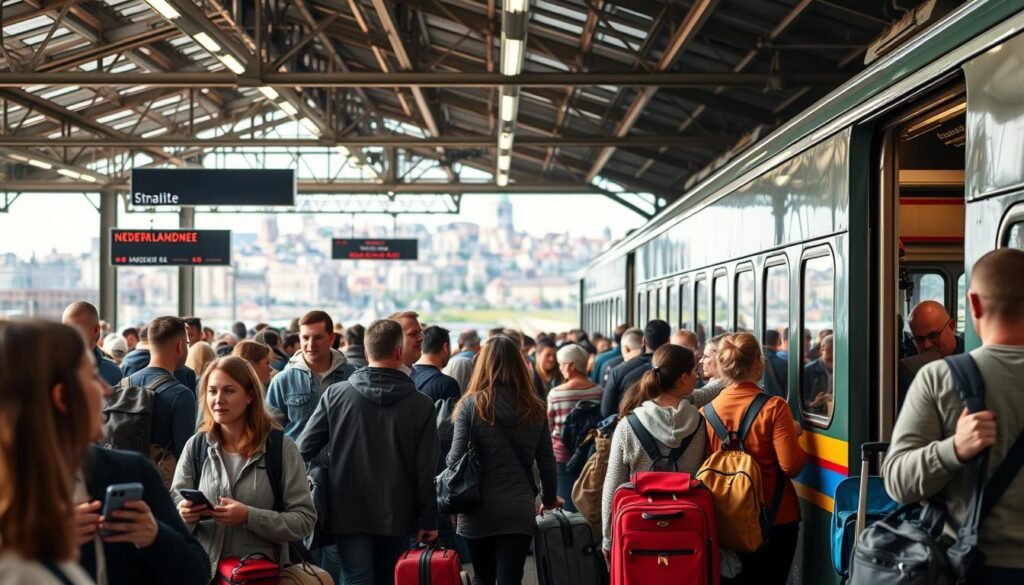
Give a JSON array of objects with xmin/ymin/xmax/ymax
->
[
  {"xmin": 464, "ymin": 534, "xmax": 533, "ymax": 585},
  {"xmin": 724, "ymin": 521, "xmax": 800, "ymax": 585},
  {"xmin": 981, "ymin": 566, "xmax": 1024, "ymax": 583}
]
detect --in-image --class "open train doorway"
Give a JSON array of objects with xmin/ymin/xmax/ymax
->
[{"xmin": 875, "ymin": 84, "xmax": 967, "ymax": 440}]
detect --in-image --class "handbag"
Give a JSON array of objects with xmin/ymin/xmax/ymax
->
[
  {"xmin": 217, "ymin": 553, "xmax": 281, "ymax": 585},
  {"xmin": 436, "ymin": 403, "xmax": 484, "ymax": 515}
]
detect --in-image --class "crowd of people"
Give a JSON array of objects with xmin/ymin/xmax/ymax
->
[{"xmin": 1, "ymin": 248, "xmax": 1022, "ymax": 584}]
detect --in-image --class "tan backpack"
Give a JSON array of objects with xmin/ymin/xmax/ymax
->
[
  {"xmin": 696, "ymin": 393, "xmax": 784, "ymax": 552},
  {"xmin": 571, "ymin": 428, "xmax": 613, "ymax": 538}
]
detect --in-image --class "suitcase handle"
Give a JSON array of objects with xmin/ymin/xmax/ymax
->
[
  {"xmin": 641, "ymin": 511, "xmax": 684, "ymax": 521},
  {"xmin": 860, "ymin": 442, "xmax": 889, "ymax": 459}
]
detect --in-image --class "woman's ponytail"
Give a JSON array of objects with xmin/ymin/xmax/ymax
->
[{"xmin": 617, "ymin": 344, "xmax": 696, "ymax": 417}]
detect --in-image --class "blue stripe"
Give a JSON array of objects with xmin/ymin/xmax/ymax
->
[{"xmin": 794, "ymin": 460, "xmax": 846, "ymax": 498}]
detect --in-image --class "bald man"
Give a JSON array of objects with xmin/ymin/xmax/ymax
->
[
  {"xmin": 899, "ymin": 300, "xmax": 965, "ymax": 405},
  {"xmin": 63, "ymin": 301, "xmax": 122, "ymax": 386},
  {"xmin": 884, "ymin": 249, "xmax": 1024, "ymax": 581}
]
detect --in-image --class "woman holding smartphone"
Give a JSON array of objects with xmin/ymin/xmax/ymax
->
[
  {"xmin": 0, "ymin": 320, "xmax": 96, "ymax": 584},
  {"xmin": 171, "ymin": 356, "xmax": 315, "ymax": 577}
]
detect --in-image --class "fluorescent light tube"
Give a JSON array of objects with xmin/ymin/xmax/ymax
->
[
  {"xmin": 58, "ymin": 168, "xmax": 82, "ymax": 179},
  {"xmin": 501, "ymin": 38, "xmax": 523, "ymax": 76},
  {"xmin": 498, "ymin": 157, "xmax": 511, "ymax": 171},
  {"xmin": 505, "ymin": 0, "xmax": 528, "ymax": 13},
  {"xmin": 498, "ymin": 132, "xmax": 513, "ymax": 150},
  {"xmin": 193, "ymin": 32, "xmax": 221, "ymax": 54},
  {"xmin": 218, "ymin": 54, "xmax": 246, "ymax": 75},
  {"xmin": 80, "ymin": 174, "xmax": 98, "ymax": 183},
  {"xmin": 497, "ymin": 172, "xmax": 509, "ymax": 187},
  {"xmin": 500, "ymin": 94, "xmax": 516, "ymax": 122},
  {"xmin": 299, "ymin": 117, "xmax": 321, "ymax": 136},
  {"xmin": 279, "ymin": 102, "xmax": 298, "ymax": 116},
  {"xmin": 145, "ymin": 0, "xmax": 181, "ymax": 20},
  {"xmin": 335, "ymin": 145, "xmax": 351, "ymax": 158},
  {"xmin": 258, "ymin": 86, "xmax": 280, "ymax": 101},
  {"xmin": 28, "ymin": 159, "xmax": 52, "ymax": 170},
  {"xmin": 8, "ymin": 153, "xmax": 28, "ymax": 162}
]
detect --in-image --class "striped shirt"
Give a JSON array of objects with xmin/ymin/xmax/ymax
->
[{"xmin": 547, "ymin": 383, "xmax": 605, "ymax": 462}]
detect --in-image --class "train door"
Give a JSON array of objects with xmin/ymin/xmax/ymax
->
[{"xmin": 873, "ymin": 81, "xmax": 967, "ymax": 439}]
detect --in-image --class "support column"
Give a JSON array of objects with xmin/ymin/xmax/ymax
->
[
  {"xmin": 178, "ymin": 207, "xmax": 195, "ymax": 317},
  {"xmin": 99, "ymin": 188, "xmax": 118, "ymax": 326}
]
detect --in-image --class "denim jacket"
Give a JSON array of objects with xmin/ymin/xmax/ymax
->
[{"xmin": 265, "ymin": 349, "xmax": 355, "ymax": 441}]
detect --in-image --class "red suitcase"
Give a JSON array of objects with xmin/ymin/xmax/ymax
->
[
  {"xmin": 610, "ymin": 472, "xmax": 719, "ymax": 585},
  {"xmin": 395, "ymin": 544, "xmax": 464, "ymax": 585}
]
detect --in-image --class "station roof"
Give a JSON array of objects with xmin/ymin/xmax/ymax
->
[{"xmin": 0, "ymin": 0, "xmax": 900, "ymax": 217}]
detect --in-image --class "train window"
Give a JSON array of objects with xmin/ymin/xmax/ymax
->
[
  {"xmin": 800, "ymin": 252, "xmax": 835, "ymax": 426},
  {"xmin": 667, "ymin": 285, "xmax": 677, "ymax": 330},
  {"xmin": 647, "ymin": 290, "xmax": 654, "ymax": 323},
  {"xmin": 680, "ymin": 279, "xmax": 692, "ymax": 331},
  {"xmin": 909, "ymin": 272, "xmax": 946, "ymax": 309},
  {"xmin": 764, "ymin": 260, "xmax": 790, "ymax": 399},
  {"xmin": 956, "ymin": 273, "xmax": 966, "ymax": 333},
  {"xmin": 637, "ymin": 291, "xmax": 644, "ymax": 326},
  {"xmin": 735, "ymin": 268, "xmax": 755, "ymax": 332},
  {"xmin": 1007, "ymin": 223, "xmax": 1024, "ymax": 249},
  {"xmin": 695, "ymin": 277, "xmax": 708, "ymax": 348},
  {"xmin": 655, "ymin": 287, "xmax": 662, "ymax": 320},
  {"xmin": 713, "ymin": 271, "xmax": 729, "ymax": 336}
]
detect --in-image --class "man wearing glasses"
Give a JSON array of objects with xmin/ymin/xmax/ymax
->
[{"xmin": 898, "ymin": 300, "xmax": 965, "ymax": 406}]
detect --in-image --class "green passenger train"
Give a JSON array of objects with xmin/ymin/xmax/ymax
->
[{"xmin": 579, "ymin": 2, "xmax": 1024, "ymax": 582}]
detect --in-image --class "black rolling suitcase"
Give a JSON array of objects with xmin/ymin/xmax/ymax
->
[{"xmin": 534, "ymin": 509, "xmax": 607, "ymax": 585}]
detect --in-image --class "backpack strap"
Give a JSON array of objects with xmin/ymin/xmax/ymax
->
[
  {"xmin": 145, "ymin": 373, "xmax": 181, "ymax": 395},
  {"xmin": 265, "ymin": 429, "xmax": 286, "ymax": 513},
  {"xmin": 982, "ymin": 430, "xmax": 1024, "ymax": 520},
  {"xmin": 626, "ymin": 412, "xmax": 700, "ymax": 471},
  {"xmin": 40, "ymin": 560, "xmax": 74, "ymax": 585},
  {"xmin": 736, "ymin": 394, "xmax": 771, "ymax": 446},
  {"xmin": 190, "ymin": 432, "xmax": 209, "ymax": 490},
  {"xmin": 703, "ymin": 402, "xmax": 730, "ymax": 446}
]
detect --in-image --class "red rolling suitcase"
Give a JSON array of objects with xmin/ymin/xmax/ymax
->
[
  {"xmin": 394, "ymin": 544, "xmax": 466, "ymax": 585},
  {"xmin": 610, "ymin": 472, "xmax": 719, "ymax": 585}
]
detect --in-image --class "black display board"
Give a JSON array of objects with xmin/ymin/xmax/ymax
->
[
  {"xmin": 331, "ymin": 238, "xmax": 418, "ymax": 260},
  {"xmin": 130, "ymin": 168, "xmax": 295, "ymax": 206},
  {"xmin": 110, "ymin": 229, "xmax": 231, "ymax": 266}
]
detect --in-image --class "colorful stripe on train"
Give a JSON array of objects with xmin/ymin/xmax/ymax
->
[{"xmin": 792, "ymin": 432, "xmax": 849, "ymax": 514}]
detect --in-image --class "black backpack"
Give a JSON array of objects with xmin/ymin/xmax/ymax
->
[
  {"xmin": 561, "ymin": 400, "xmax": 604, "ymax": 460},
  {"xmin": 103, "ymin": 373, "xmax": 179, "ymax": 453},
  {"xmin": 849, "ymin": 354, "xmax": 1024, "ymax": 584}
]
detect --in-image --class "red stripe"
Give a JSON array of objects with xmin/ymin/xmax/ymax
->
[
  {"xmin": 804, "ymin": 452, "xmax": 849, "ymax": 477},
  {"xmin": 899, "ymin": 197, "xmax": 963, "ymax": 206},
  {"xmin": 901, "ymin": 236, "xmax": 965, "ymax": 243}
]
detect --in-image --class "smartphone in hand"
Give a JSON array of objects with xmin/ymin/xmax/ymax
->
[
  {"xmin": 179, "ymin": 489, "xmax": 215, "ymax": 511},
  {"xmin": 101, "ymin": 482, "xmax": 144, "ymax": 537}
]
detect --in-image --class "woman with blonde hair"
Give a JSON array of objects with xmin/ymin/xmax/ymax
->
[
  {"xmin": 171, "ymin": 356, "xmax": 315, "ymax": 579},
  {"xmin": 233, "ymin": 340, "xmax": 275, "ymax": 387},
  {"xmin": 702, "ymin": 332, "xmax": 806, "ymax": 585},
  {"xmin": 0, "ymin": 321, "xmax": 97, "ymax": 584},
  {"xmin": 447, "ymin": 336, "xmax": 562, "ymax": 585},
  {"xmin": 185, "ymin": 341, "xmax": 216, "ymax": 379}
]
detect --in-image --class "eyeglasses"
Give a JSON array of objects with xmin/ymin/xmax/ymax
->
[{"xmin": 912, "ymin": 318, "xmax": 953, "ymax": 345}]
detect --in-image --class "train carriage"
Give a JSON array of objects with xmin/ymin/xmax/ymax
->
[{"xmin": 579, "ymin": 2, "xmax": 1024, "ymax": 582}]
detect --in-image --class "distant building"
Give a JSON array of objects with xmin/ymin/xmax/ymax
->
[{"xmin": 485, "ymin": 276, "xmax": 576, "ymax": 307}]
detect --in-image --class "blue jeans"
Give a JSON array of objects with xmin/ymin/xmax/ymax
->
[
  {"xmin": 312, "ymin": 545, "xmax": 341, "ymax": 584},
  {"xmin": 334, "ymin": 534, "xmax": 406, "ymax": 585},
  {"xmin": 556, "ymin": 462, "xmax": 578, "ymax": 513}
]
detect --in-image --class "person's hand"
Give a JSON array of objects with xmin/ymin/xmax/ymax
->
[
  {"xmin": 809, "ymin": 392, "xmax": 828, "ymax": 409},
  {"xmin": 954, "ymin": 407, "xmax": 997, "ymax": 462},
  {"xmin": 538, "ymin": 497, "xmax": 565, "ymax": 514},
  {"xmin": 101, "ymin": 500, "xmax": 159, "ymax": 548},
  {"xmin": 177, "ymin": 498, "xmax": 208, "ymax": 524},
  {"xmin": 211, "ymin": 497, "xmax": 249, "ymax": 527},
  {"xmin": 416, "ymin": 529, "xmax": 439, "ymax": 545},
  {"xmin": 74, "ymin": 501, "xmax": 102, "ymax": 546}
]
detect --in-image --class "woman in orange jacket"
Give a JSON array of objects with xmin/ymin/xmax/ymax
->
[{"xmin": 702, "ymin": 332, "xmax": 806, "ymax": 585}]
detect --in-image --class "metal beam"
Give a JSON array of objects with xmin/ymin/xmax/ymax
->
[
  {"xmin": 0, "ymin": 71, "xmax": 848, "ymax": 88},
  {"xmin": 178, "ymin": 207, "xmax": 194, "ymax": 318},
  {"xmin": 584, "ymin": 0, "xmax": 719, "ymax": 183},
  {"xmin": 0, "ymin": 181, "xmax": 631, "ymax": 195},
  {"xmin": 0, "ymin": 135, "xmax": 732, "ymax": 148},
  {"xmin": 99, "ymin": 188, "xmax": 117, "ymax": 326}
]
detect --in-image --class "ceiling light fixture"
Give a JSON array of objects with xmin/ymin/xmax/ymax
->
[
  {"xmin": 496, "ymin": 172, "xmax": 509, "ymax": 187},
  {"xmin": 27, "ymin": 159, "xmax": 53, "ymax": 170},
  {"xmin": 505, "ymin": 0, "xmax": 528, "ymax": 14},
  {"xmin": 57, "ymin": 168, "xmax": 82, "ymax": 179},
  {"xmin": 144, "ymin": 0, "xmax": 181, "ymax": 20},
  {"xmin": 218, "ymin": 54, "xmax": 246, "ymax": 75},
  {"xmin": 193, "ymin": 32, "xmax": 222, "ymax": 54},
  {"xmin": 500, "ymin": 94, "xmax": 516, "ymax": 122},
  {"xmin": 498, "ymin": 155, "xmax": 511, "ymax": 171},
  {"xmin": 80, "ymin": 174, "xmax": 98, "ymax": 183},
  {"xmin": 498, "ymin": 132, "xmax": 513, "ymax": 150},
  {"xmin": 298, "ymin": 117, "xmax": 321, "ymax": 136},
  {"xmin": 258, "ymin": 86, "xmax": 280, "ymax": 101},
  {"xmin": 279, "ymin": 102, "xmax": 298, "ymax": 116},
  {"xmin": 501, "ymin": 38, "xmax": 524, "ymax": 76}
]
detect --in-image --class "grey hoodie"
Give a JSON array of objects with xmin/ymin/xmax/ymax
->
[
  {"xmin": 265, "ymin": 349, "xmax": 355, "ymax": 440},
  {"xmin": 297, "ymin": 367, "xmax": 440, "ymax": 536},
  {"xmin": 600, "ymin": 398, "xmax": 708, "ymax": 549}
]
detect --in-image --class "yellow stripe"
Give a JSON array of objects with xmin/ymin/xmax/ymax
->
[
  {"xmin": 798, "ymin": 431, "xmax": 849, "ymax": 469},
  {"xmin": 793, "ymin": 481, "xmax": 834, "ymax": 513}
]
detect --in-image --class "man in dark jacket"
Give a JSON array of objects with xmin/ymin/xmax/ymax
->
[
  {"xmin": 762, "ymin": 328, "xmax": 789, "ymax": 398},
  {"xmin": 62, "ymin": 301, "xmax": 122, "ymax": 387},
  {"xmin": 78, "ymin": 446, "xmax": 210, "ymax": 585},
  {"xmin": 412, "ymin": 325, "xmax": 461, "ymax": 405},
  {"xmin": 120, "ymin": 324, "xmax": 198, "ymax": 393},
  {"xmin": 299, "ymin": 319, "xmax": 439, "ymax": 585},
  {"xmin": 343, "ymin": 324, "xmax": 368, "ymax": 369},
  {"xmin": 601, "ymin": 320, "xmax": 670, "ymax": 417}
]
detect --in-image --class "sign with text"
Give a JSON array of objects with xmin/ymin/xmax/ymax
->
[
  {"xmin": 110, "ymin": 229, "xmax": 231, "ymax": 266},
  {"xmin": 130, "ymin": 168, "xmax": 295, "ymax": 207},
  {"xmin": 332, "ymin": 238, "xmax": 418, "ymax": 261}
]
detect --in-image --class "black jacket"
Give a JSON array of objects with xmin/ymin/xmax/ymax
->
[
  {"xmin": 297, "ymin": 367, "xmax": 440, "ymax": 536},
  {"xmin": 411, "ymin": 364, "xmax": 460, "ymax": 404},
  {"xmin": 81, "ymin": 446, "xmax": 209, "ymax": 585},
  {"xmin": 446, "ymin": 392, "xmax": 557, "ymax": 538},
  {"xmin": 601, "ymin": 353, "xmax": 653, "ymax": 417}
]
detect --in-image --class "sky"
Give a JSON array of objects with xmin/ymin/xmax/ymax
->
[{"xmin": 0, "ymin": 191, "xmax": 647, "ymax": 260}]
